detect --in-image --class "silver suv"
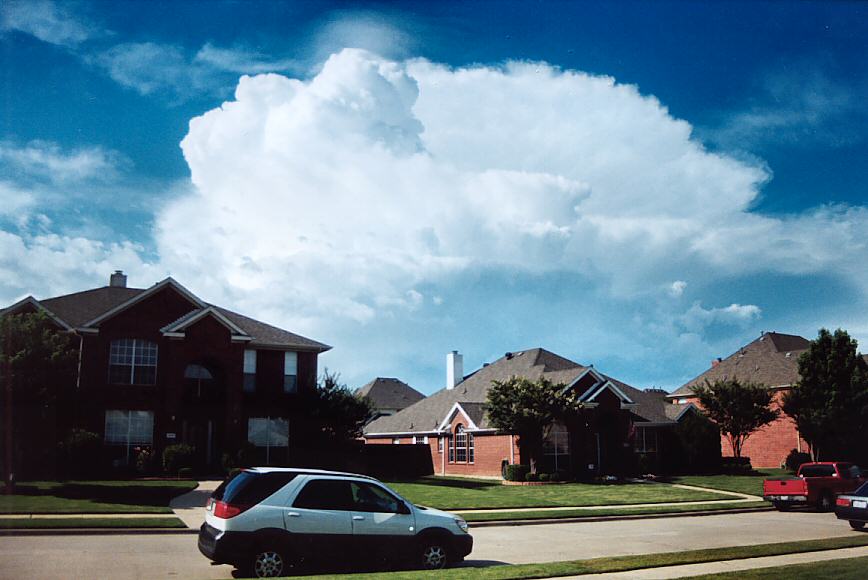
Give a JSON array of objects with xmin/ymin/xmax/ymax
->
[{"xmin": 198, "ymin": 467, "xmax": 473, "ymax": 577}]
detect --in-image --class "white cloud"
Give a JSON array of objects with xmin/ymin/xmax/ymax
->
[
  {"xmin": 194, "ymin": 43, "xmax": 299, "ymax": 75},
  {"xmin": 1, "ymin": 0, "xmax": 96, "ymax": 47},
  {"xmin": 0, "ymin": 140, "xmax": 124, "ymax": 184},
  {"xmin": 0, "ymin": 182, "xmax": 36, "ymax": 218},
  {"xmin": 680, "ymin": 302, "xmax": 762, "ymax": 332},
  {"xmin": 148, "ymin": 49, "xmax": 868, "ymax": 342},
  {"xmin": 669, "ymin": 280, "xmax": 687, "ymax": 297}
]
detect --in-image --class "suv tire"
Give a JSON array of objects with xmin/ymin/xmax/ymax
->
[
  {"xmin": 850, "ymin": 520, "xmax": 866, "ymax": 530},
  {"xmin": 419, "ymin": 538, "xmax": 449, "ymax": 570},
  {"xmin": 250, "ymin": 547, "xmax": 291, "ymax": 578}
]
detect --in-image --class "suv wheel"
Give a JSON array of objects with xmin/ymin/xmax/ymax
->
[
  {"xmin": 419, "ymin": 539, "xmax": 449, "ymax": 570},
  {"xmin": 251, "ymin": 548, "xmax": 289, "ymax": 578},
  {"xmin": 851, "ymin": 520, "xmax": 866, "ymax": 530}
]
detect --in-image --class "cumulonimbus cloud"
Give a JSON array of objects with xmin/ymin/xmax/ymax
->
[{"xmin": 150, "ymin": 48, "xmax": 867, "ymax": 336}]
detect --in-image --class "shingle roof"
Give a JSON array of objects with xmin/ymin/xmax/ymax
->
[
  {"xmin": 356, "ymin": 378, "xmax": 425, "ymax": 412},
  {"xmin": 12, "ymin": 281, "xmax": 329, "ymax": 352},
  {"xmin": 364, "ymin": 348, "xmax": 672, "ymax": 435},
  {"xmin": 670, "ymin": 332, "xmax": 810, "ymax": 398}
]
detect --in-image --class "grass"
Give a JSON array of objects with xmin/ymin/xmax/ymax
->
[
  {"xmin": 384, "ymin": 476, "xmax": 726, "ymax": 510},
  {"xmin": 0, "ymin": 480, "xmax": 198, "ymax": 514},
  {"xmin": 689, "ymin": 555, "xmax": 868, "ymax": 579},
  {"xmin": 0, "ymin": 516, "xmax": 187, "ymax": 529},
  {"xmin": 657, "ymin": 468, "xmax": 787, "ymax": 497},
  {"xmin": 289, "ymin": 535, "xmax": 868, "ymax": 579},
  {"xmin": 461, "ymin": 500, "xmax": 770, "ymax": 522}
]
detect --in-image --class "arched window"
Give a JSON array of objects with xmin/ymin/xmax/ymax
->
[
  {"xmin": 455, "ymin": 425, "xmax": 467, "ymax": 462},
  {"xmin": 109, "ymin": 339, "xmax": 158, "ymax": 385}
]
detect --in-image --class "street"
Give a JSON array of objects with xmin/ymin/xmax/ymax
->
[{"xmin": 0, "ymin": 510, "xmax": 858, "ymax": 579}]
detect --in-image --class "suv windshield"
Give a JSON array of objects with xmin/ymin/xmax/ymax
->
[{"xmin": 212, "ymin": 471, "xmax": 298, "ymax": 505}]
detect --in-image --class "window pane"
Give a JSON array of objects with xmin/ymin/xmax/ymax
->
[
  {"xmin": 268, "ymin": 418, "xmax": 289, "ymax": 447},
  {"xmin": 104, "ymin": 410, "xmax": 127, "ymax": 444},
  {"xmin": 128, "ymin": 411, "xmax": 154, "ymax": 444},
  {"xmin": 351, "ymin": 482, "xmax": 401, "ymax": 513},
  {"xmin": 284, "ymin": 352, "xmax": 297, "ymax": 375},
  {"xmin": 283, "ymin": 375, "xmax": 297, "ymax": 394},
  {"xmin": 248, "ymin": 418, "xmax": 268, "ymax": 447},
  {"xmin": 109, "ymin": 364, "xmax": 132, "ymax": 385},
  {"xmin": 244, "ymin": 350, "xmax": 257, "ymax": 373},
  {"xmin": 243, "ymin": 373, "xmax": 256, "ymax": 393},
  {"xmin": 293, "ymin": 480, "xmax": 352, "ymax": 510}
]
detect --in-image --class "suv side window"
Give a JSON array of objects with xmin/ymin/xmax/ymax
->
[
  {"xmin": 293, "ymin": 479, "xmax": 352, "ymax": 510},
  {"xmin": 351, "ymin": 482, "xmax": 403, "ymax": 513}
]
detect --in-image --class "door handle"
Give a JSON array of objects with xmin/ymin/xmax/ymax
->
[
  {"xmin": 352, "ymin": 515, "xmax": 365, "ymax": 521},
  {"xmin": 286, "ymin": 511, "xmax": 301, "ymax": 517}
]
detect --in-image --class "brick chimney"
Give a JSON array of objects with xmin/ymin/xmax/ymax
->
[
  {"xmin": 446, "ymin": 350, "xmax": 464, "ymax": 390},
  {"xmin": 711, "ymin": 357, "xmax": 722, "ymax": 368},
  {"xmin": 109, "ymin": 270, "xmax": 127, "ymax": 288}
]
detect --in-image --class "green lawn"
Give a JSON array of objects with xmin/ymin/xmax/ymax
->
[
  {"xmin": 0, "ymin": 480, "xmax": 198, "ymax": 514},
  {"xmin": 659, "ymin": 469, "xmax": 788, "ymax": 497},
  {"xmin": 289, "ymin": 535, "xmax": 868, "ymax": 579},
  {"xmin": 690, "ymin": 555, "xmax": 868, "ymax": 579},
  {"xmin": 461, "ymin": 500, "xmax": 770, "ymax": 522},
  {"xmin": 0, "ymin": 516, "xmax": 187, "ymax": 529},
  {"xmin": 384, "ymin": 477, "xmax": 726, "ymax": 510}
]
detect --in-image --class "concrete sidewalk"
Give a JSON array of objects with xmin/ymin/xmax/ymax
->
[
  {"xmin": 170, "ymin": 480, "xmax": 222, "ymax": 529},
  {"xmin": 567, "ymin": 545, "xmax": 868, "ymax": 579}
]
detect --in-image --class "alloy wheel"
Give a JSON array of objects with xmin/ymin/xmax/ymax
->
[{"xmin": 253, "ymin": 550, "xmax": 284, "ymax": 578}]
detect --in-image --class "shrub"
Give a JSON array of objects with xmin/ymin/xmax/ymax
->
[
  {"xmin": 177, "ymin": 467, "xmax": 194, "ymax": 479},
  {"xmin": 134, "ymin": 446, "xmax": 155, "ymax": 475},
  {"xmin": 162, "ymin": 443, "xmax": 195, "ymax": 474},
  {"xmin": 549, "ymin": 471, "xmax": 562, "ymax": 482},
  {"xmin": 525, "ymin": 471, "xmax": 540, "ymax": 482},
  {"xmin": 784, "ymin": 449, "xmax": 812, "ymax": 473},
  {"xmin": 58, "ymin": 429, "xmax": 101, "ymax": 479},
  {"xmin": 539, "ymin": 472, "xmax": 551, "ymax": 482},
  {"xmin": 637, "ymin": 453, "xmax": 653, "ymax": 474},
  {"xmin": 504, "ymin": 464, "xmax": 530, "ymax": 482},
  {"xmin": 721, "ymin": 456, "xmax": 753, "ymax": 474}
]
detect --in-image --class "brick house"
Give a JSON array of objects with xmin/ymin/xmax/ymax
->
[
  {"xmin": 1, "ymin": 272, "xmax": 330, "ymax": 471},
  {"xmin": 668, "ymin": 332, "xmax": 810, "ymax": 468},
  {"xmin": 363, "ymin": 349, "xmax": 694, "ymax": 478},
  {"xmin": 356, "ymin": 377, "xmax": 425, "ymax": 421}
]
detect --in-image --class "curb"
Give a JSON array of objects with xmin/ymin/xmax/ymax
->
[
  {"xmin": 0, "ymin": 527, "xmax": 198, "ymax": 537},
  {"xmin": 468, "ymin": 505, "xmax": 774, "ymax": 527}
]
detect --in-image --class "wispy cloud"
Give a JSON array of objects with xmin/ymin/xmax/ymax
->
[
  {"xmin": 0, "ymin": 0, "xmax": 98, "ymax": 47},
  {"xmin": 194, "ymin": 43, "xmax": 299, "ymax": 75},
  {"xmin": 0, "ymin": 140, "xmax": 125, "ymax": 184}
]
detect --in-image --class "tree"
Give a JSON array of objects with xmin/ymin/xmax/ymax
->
[
  {"xmin": 486, "ymin": 376, "xmax": 583, "ymax": 473},
  {"xmin": 0, "ymin": 311, "xmax": 77, "ymax": 488},
  {"xmin": 782, "ymin": 328, "xmax": 868, "ymax": 461},
  {"xmin": 305, "ymin": 369, "xmax": 374, "ymax": 449},
  {"xmin": 693, "ymin": 378, "xmax": 778, "ymax": 459}
]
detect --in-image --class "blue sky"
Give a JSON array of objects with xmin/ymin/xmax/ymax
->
[{"xmin": 2, "ymin": 0, "xmax": 867, "ymax": 394}]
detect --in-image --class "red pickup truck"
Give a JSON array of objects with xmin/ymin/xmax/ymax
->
[{"xmin": 763, "ymin": 462, "xmax": 865, "ymax": 511}]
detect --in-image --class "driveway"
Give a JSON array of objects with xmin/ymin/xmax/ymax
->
[{"xmin": 0, "ymin": 511, "xmax": 857, "ymax": 579}]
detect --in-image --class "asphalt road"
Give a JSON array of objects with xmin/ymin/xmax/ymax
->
[{"xmin": 0, "ymin": 511, "xmax": 858, "ymax": 580}]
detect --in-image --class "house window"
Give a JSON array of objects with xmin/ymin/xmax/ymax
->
[
  {"xmin": 634, "ymin": 427, "xmax": 658, "ymax": 453},
  {"xmin": 243, "ymin": 349, "xmax": 257, "ymax": 393},
  {"xmin": 455, "ymin": 425, "xmax": 467, "ymax": 462},
  {"xmin": 283, "ymin": 351, "xmax": 298, "ymax": 393},
  {"xmin": 438, "ymin": 437, "xmax": 444, "ymax": 453},
  {"xmin": 544, "ymin": 423, "xmax": 570, "ymax": 471},
  {"xmin": 104, "ymin": 410, "xmax": 154, "ymax": 464},
  {"xmin": 109, "ymin": 339, "xmax": 157, "ymax": 385},
  {"xmin": 247, "ymin": 417, "xmax": 288, "ymax": 463},
  {"xmin": 468, "ymin": 433, "xmax": 474, "ymax": 463}
]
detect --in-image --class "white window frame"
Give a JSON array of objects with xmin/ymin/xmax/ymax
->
[
  {"xmin": 283, "ymin": 351, "xmax": 298, "ymax": 393},
  {"xmin": 243, "ymin": 349, "xmax": 257, "ymax": 393},
  {"xmin": 454, "ymin": 425, "xmax": 468, "ymax": 463},
  {"xmin": 438, "ymin": 437, "xmax": 444, "ymax": 453},
  {"xmin": 109, "ymin": 339, "xmax": 158, "ymax": 385},
  {"xmin": 104, "ymin": 410, "xmax": 154, "ymax": 464},
  {"xmin": 634, "ymin": 426, "xmax": 658, "ymax": 453},
  {"xmin": 543, "ymin": 423, "xmax": 570, "ymax": 471}
]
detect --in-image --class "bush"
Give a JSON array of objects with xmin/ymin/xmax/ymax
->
[
  {"xmin": 637, "ymin": 453, "xmax": 653, "ymax": 474},
  {"xmin": 784, "ymin": 449, "xmax": 812, "ymax": 473},
  {"xmin": 550, "ymin": 471, "xmax": 563, "ymax": 482},
  {"xmin": 504, "ymin": 464, "xmax": 530, "ymax": 482},
  {"xmin": 525, "ymin": 472, "xmax": 540, "ymax": 482},
  {"xmin": 58, "ymin": 429, "xmax": 101, "ymax": 479},
  {"xmin": 177, "ymin": 467, "xmax": 194, "ymax": 479},
  {"xmin": 134, "ymin": 446, "xmax": 155, "ymax": 475},
  {"xmin": 539, "ymin": 473, "xmax": 551, "ymax": 482},
  {"xmin": 162, "ymin": 443, "xmax": 195, "ymax": 474},
  {"xmin": 721, "ymin": 456, "xmax": 753, "ymax": 474}
]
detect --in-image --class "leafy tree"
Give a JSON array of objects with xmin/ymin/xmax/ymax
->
[
  {"xmin": 782, "ymin": 328, "xmax": 868, "ymax": 461},
  {"xmin": 486, "ymin": 376, "xmax": 583, "ymax": 473},
  {"xmin": 693, "ymin": 378, "xmax": 778, "ymax": 459},
  {"xmin": 1, "ymin": 311, "xmax": 77, "ymax": 487},
  {"xmin": 306, "ymin": 369, "xmax": 374, "ymax": 449}
]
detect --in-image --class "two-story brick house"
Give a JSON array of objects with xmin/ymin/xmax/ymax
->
[{"xmin": 1, "ymin": 272, "xmax": 330, "ymax": 471}]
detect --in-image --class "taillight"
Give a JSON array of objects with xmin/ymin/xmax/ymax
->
[
  {"xmin": 212, "ymin": 500, "xmax": 251, "ymax": 519},
  {"xmin": 836, "ymin": 497, "xmax": 851, "ymax": 507}
]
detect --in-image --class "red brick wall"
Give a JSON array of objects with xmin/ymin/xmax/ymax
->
[{"xmin": 683, "ymin": 389, "xmax": 808, "ymax": 468}]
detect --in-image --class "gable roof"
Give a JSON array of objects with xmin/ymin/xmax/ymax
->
[
  {"xmin": 364, "ymin": 348, "xmax": 669, "ymax": 435},
  {"xmin": 670, "ymin": 331, "xmax": 810, "ymax": 398},
  {"xmin": 5, "ymin": 278, "xmax": 330, "ymax": 352},
  {"xmin": 0, "ymin": 296, "xmax": 74, "ymax": 330},
  {"xmin": 356, "ymin": 378, "xmax": 425, "ymax": 411}
]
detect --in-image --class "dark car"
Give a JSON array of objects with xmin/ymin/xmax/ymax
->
[{"xmin": 834, "ymin": 480, "xmax": 868, "ymax": 530}]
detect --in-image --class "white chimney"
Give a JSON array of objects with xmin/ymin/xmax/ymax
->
[
  {"xmin": 109, "ymin": 270, "xmax": 127, "ymax": 288},
  {"xmin": 446, "ymin": 350, "xmax": 464, "ymax": 390}
]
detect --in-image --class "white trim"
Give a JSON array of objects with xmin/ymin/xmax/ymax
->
[
  {"xmin": 583, "ymin": 380, "xmax": 635, "ymax": 405},
  {"xmin": 0, "ymin": 296, "xmax": 73, "ymax": 330},
  {"xmin": 161, "ymin": 306, "xmax": 250, "ymax": 337},
  {"xmin": 563, "ymin": 366, "xmax": 605, "ymax": 394},
  {"xmin": 671, "ymin": 402, "xmax": 698, "ymax": 421},
  {"xmin": 437, "ymin": 402, "xmax": 479, "ymax": 431},
  {"xmin": 83, "ymin": 277, "xmax": 205, "ymax": 328},
  {"xmin": 364, "ymin": 427, "xmax": 497, "ymax": 438}
]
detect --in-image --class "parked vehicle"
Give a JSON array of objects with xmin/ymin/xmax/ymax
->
[
  {"xmin": 198, "ymin": 467, "xmax": 473, "ymax": 578},
  {"xmin": 834, "ymin": 480, "xmax": 868, "ymax": 530},
  {"xmin": 763, "ymin": 462, "xmax": 865, "ymax": 511}
]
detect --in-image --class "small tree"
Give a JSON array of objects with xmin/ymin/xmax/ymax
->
[
  {"xmin": 486, "ymin": 376, "xmax": 582, "ymax": 474},
  {"xmin": 307, "ymin": 370, "xmax": 374, "ymax": 448},
  {"xmin": 693, "ymin": 379, "xmax": 778, "ymax": 459},
  {"xmin": 782, "ymin": 328, "xmax": 868, "ymax": 461}
]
